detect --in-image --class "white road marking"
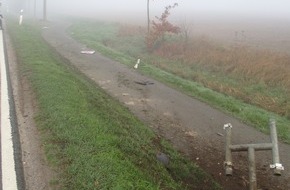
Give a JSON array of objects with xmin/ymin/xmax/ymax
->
[{"xmin": 0, "ymin": 31, "xmax": 18, "ymax": 189}]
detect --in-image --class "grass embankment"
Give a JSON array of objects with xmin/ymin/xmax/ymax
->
[
  {"xmin": 69, "ymin": 19, "xmax": 290, "ymax": 143},
  {"xmin": 7, "ymin": 19, "xmax": 220, "ymax": 189}
]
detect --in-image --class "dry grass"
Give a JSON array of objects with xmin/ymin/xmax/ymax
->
[
  {"xmin": 105, "ymin": 23, "xmax": 290, "ymax": 118},
  {"xmin": 153, "ymin": 37, "xmax": 290, "ymax": 118},
  {"xmin": 117, "ymin": 23, "xmax": 145, "ymax": 37}
]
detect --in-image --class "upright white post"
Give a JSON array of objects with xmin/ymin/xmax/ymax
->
[{"xmin": 19, "ymin": 9, "xmax": 23, "ymax": 25}]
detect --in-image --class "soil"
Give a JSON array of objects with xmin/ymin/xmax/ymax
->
[{"xmin": 6, "ymin": 20, "xmax": 290, "ymax": 190}]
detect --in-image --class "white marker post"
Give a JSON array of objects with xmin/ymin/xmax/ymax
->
[
  {"xmin": 0, "ymin": 30, "xmax": 18, "ymax": 189},
  {"xmin": 19, "ymin": 9, "xmax": 23, "ymax": 25}
]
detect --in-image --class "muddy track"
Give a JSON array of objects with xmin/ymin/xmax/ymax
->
[{"xmin": 37, "ymin": 20, "xmax": 290, "ymax": 189}]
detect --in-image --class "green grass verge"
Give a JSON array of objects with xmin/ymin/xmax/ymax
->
[
  {"xmin": 7, "ymin": 18, "xmax": 221, "ymax": 190},
  {"xmin": 68, "ymin": 19, "xmax": 290, "ymax": 144}
]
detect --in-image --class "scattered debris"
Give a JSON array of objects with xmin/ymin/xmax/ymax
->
[
  {"xmin": 122, "ymin": 93, "xmax": 129, "ymax": 96},
  {"xmin": 99, "ymin": 80, "xmax": 111, "ymax": 85},
  {"xmin": 125, "ymin": 101, "xmax": 135, "ymax": 105},
  {"xmin": 185, "ymin": 131, "xmax": 197, "ymax": 137},
  {"xmin": 81, "ymin": 50, "xmax": 96, "ymax": 54},
  {"xmin": 216, "ymin": 132, "xmax": 224, "ymax": 137},
  {"xmin": 163, "ymin": 112, "xmax": 172, "ymax": 117},
  {"xmin": 134, "ymin": 58, "xmax": 140, "ymax": 69},
  {"xmin": 223, "ymin": 123, "xmax": 232, "ymax": 129},
  {"xmin": 134, "ymin": 81, "xmax": 154, "ymax": 85}
]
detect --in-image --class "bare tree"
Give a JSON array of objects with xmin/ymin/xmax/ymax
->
[{"xmin": 146, "ymin": 3, "xmax": 180, "ymax": 52}]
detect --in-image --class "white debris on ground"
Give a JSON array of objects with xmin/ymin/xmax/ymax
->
[
  {"xmin": 80, "ymin": 50, "xmax": 95, "ymax": 54},
  {"xmin": 134, "ymin": 58, "xmax": 140, "ymax": 69}
]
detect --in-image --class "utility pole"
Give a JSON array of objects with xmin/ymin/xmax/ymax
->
[
  {"xmin": 43, "ymin": 0, "xmax": 47, "ymax": 21},
  {"xmin": 147, "ymin": 0, "xmax": 150, "ymax": 33},
  {"xmin": 34, "ymin": 0, "xmax": 36, "ymax": 18}
]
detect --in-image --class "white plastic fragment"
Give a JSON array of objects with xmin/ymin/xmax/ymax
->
[
  {"xmin": 223, "ymin": 123, "xmax": 233, "ymax": 130},
  {"xmin": 134, "ymin": 58, "xmax": 140, "ymax": 69},
  {"xmin": 81, "ymin": 50, "xmax": 95, "ymax": 54}
]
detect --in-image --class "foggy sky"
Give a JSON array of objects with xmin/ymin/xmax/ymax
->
[
  {"xmin": 49, "ymin": 0, "xmax": 290, "ymax": 17},
  {"xmin": 11, "ymin": 0, "xmax": 290, "ymax": 22}
]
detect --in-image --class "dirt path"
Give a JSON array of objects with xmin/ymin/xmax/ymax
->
[{"xmin": 39, "ymin": 21, "xmax": 290, "ymax": 189}]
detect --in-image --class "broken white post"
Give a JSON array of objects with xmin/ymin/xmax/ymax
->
[
  {"xmin": 269, "ymin": 119, "xmax": 283, "ymax": 176},
  {"xmin": 224, "ymin": 119, "xmax": 284, "ymax": 190},
  {"xmin": 134, "ymin": 58, "xmax": 140, "ymax": 69},
  {"xmin": 224, "ymin": 123, "xmax": 233, "ymax": 176}
]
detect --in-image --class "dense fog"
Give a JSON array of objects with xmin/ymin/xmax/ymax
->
[
  {"xmin": 3, "ymin": 0, "xmax": 290, "ymax": 52},
  {"xmin": 4, "ymin": 0, "xmax": 290, "ymax": 23}
]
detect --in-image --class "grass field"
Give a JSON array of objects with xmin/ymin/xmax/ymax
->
[
  {"xmin": 69, "ymin": 19, "xmax": 290, "ymax": 143},
  {"xmin": 7, "ymin": 18, "xmax": 221, "ymax": 190}
]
